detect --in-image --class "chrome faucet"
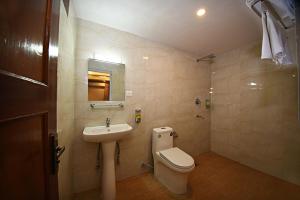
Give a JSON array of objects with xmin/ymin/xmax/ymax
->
[{"xmin": 106, "ymin": 117, "xmax": 111, "ymax": 127}]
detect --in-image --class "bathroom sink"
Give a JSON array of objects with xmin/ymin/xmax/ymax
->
[
  {"xmin": 83, "ymin": 123, "xmax": 133, "ymax": 200},
  {"xmin": 83, "ymin": 123, "xmax": 133, "ymax": 143}
]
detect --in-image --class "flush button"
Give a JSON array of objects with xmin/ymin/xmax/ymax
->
[{"xmin": 158, "ymin": 134, "xmax": 162, "ymax": 138}]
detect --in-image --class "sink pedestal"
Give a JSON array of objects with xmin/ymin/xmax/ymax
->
[
  {"xmin": 83, "ymin": 124, "xmax": 133, "ymax": 200},
  {"xmin": 102, "ymin": 141, "xmax": 116, "ymax": 200}
]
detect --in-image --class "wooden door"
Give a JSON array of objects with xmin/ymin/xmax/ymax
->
[{"xmin": 0, "ymin": 0, "xmax": 60, "ymax": 199}]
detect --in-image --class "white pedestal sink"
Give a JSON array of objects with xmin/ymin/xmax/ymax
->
[{"xmin": 83, "ymin": 124, "xmax": 133, "ymax": 200}]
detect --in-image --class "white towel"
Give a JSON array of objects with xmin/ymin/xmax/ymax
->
[
  {"xmin": 261, "ymin": 12, "xmax": 273, "ymax": 59},
  {"xmin": 246, "ymin": 0, "xmax": 295, "ymax": 28},
  {"xmin": 261, "ymin": 11, "xmax": 293, "ymax": 65},
  {"xmin": 277, "ymin": 35, "xmax": 293, "ymax": 65},
  {"xmin": 269, "ymin": 0, "xmax": 295, "ymax": 27}
]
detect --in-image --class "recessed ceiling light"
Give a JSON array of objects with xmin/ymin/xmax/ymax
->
[
  {"xmin": 143, "ymin": 56, "xmax": 149, "ymax": 60},
  {"xmin": 248, "ymin": 82, "xmax": 257, "ymax": 86},
  {"xmin": 197, "ymin": 8, "xmax": 206, "ymax": 17}
]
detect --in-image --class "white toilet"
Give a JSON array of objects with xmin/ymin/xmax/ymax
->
[{"xmin": 152, "ymin": 127, "xmax": 195, "ymax": 194}]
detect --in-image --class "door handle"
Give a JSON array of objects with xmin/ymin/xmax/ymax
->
[
  {"xmin": 56, "ymin": 146, "xmax": 65, "ymax": 159},
  {"xmin": 50, "ymin": 133, "xmax": 65, "ymax": 174}
]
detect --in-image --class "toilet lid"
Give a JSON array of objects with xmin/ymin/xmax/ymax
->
[{"xmin": 159, "ymin": 147, "xmax": 194, "ymax": 169}]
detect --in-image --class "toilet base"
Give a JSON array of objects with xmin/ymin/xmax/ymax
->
[{"xmin": 154, "ymin": 161, "xmax": 189, "ymax": 194}]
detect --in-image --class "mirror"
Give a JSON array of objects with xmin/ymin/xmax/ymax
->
[{"xmin": 88, "ymin": 59, "xmax": 125, "ymax": 101}]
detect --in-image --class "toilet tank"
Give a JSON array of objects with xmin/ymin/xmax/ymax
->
[{"xmin": 152, "ymin": 127, "xmax": 173, "ymax": 154}]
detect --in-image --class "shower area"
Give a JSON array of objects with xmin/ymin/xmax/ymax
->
[{"xmin": 208, "ymin": 0, "xmax": 300, "ymax": 185}]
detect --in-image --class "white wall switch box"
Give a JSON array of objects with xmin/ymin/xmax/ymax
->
[{"xmin": 126, "ymin": 90, "xmax": 133, "ymax": 97}]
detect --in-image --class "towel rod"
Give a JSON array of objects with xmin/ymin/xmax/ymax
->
[{"xmin": 250, "ymin": 0, "xmax": 294, "ymax": 30}]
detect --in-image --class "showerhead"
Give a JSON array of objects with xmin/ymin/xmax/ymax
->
[{"xmin": 196, "ymin": 54, "xmax": 216, "ymax": 62}]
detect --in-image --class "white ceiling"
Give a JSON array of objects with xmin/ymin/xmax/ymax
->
[{"xmin": 73, "ymin": 0, "xmax": 262, "ymax": 56}]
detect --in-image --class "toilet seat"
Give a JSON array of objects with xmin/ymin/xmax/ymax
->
[{"xmin": 156, "ymin": 147, "xmax": 195, "ymax": 173}]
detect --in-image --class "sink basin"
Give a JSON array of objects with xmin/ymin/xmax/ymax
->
[
  {"xmin": 82, "ymin": 123, "xmax": 133, "ymax": 200},
  {"xmin": 83, "ymin": 123, "xmax": 133, "ymax": 143}
]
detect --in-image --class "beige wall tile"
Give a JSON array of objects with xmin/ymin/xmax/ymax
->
[
  {"xmin": 211, "ymin": 42, "xmax": 300, "ymax": 186},
  {"xmin": 57, "ymin": 1, "xmax": 77, "ymax": 200}
]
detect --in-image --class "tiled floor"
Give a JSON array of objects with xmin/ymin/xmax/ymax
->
[{"xmin": 74, "ymin": 152, "xmax": 300, "ymax": 200}]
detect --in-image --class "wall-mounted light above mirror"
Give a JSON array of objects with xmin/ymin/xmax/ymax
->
[{"xmin": 88, "ymin": 59, "xmax": 125, "ymax": 102}]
